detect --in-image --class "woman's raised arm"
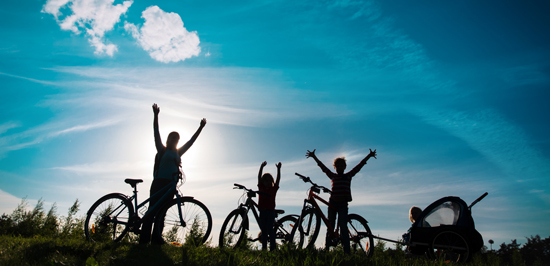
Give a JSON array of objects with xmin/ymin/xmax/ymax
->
[{"xmin": 152, "ymin": 103, "xmax": 164, "ymax": 152}]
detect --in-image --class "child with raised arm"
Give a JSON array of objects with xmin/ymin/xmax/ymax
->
[
  {"xmin": 140, "ymin": 103, "xmax": 206, "ymax": 245},
  {"xmin": 305, "ymin": 148, "xmax": 376, "ymax": 254},
  {"xmin": 257, "ymin": 161, "xmax": 282, "ymax": 251}
]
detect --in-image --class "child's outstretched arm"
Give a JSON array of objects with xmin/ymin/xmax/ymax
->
[
  {"xmin": 369, "ymin": 149, "xmax": 377, "ymax": 159},
  {"xmin": 362, "ymin": 149, "xmax": 377, "ymax": 163},
  {"xmin": 349, "ymin": 149, "xmax": 377, "ymax": 175},
  {"xmin": 275, "ymin": 162, "xmax": 282, "ymax": 187},
  {"xmin": 306, "ymin": 149, "xmax": 332, "ymax": 174},
  {"xmin": 178, "ymin": 118, "xmax": 207, "ymax": 156},
  {"xmin": 152, "ymin": 103, "xmax": 164, "ymax": 152},
  {"xmin": 258, "ymin": 161, "xmax": 267, "ymax": 185}
]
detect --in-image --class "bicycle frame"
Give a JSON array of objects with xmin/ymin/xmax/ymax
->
[
  {"xmin": 301, "ymin": 187, "xmax": 340, "ymax": 240},
  {"xmin": 232, "ymin": 185, "xmax": 280, "ymax": 241},
  {"xmin": 117, "ymin": 179, "xmax": 191, "ymax": 230},
  {"xmin": 293, "ymin": 172, "xmax": 371, "ymax": 248},
  {"xmin": 242, "ymin": 196, "xmax": 261, "ymax": 228}
]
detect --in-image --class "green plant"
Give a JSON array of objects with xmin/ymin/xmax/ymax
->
[{"xmin": 184, "ymin": 216, "xmax": 206, "ymax": 247}]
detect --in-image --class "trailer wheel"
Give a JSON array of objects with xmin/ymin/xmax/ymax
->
[{"xmin": 429, "ymin": 230, "xmax": 470, "ymax": 263}]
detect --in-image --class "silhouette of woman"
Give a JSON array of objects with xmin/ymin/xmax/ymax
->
[{"xmin": 139, "ymin": 103, "xmax": 206, "ymax": 245}]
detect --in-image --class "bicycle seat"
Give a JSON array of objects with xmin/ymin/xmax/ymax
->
[
  {"xmin": 124, "ymin": 179, "xmax": 143, "ymax": 188},
  {"xmin": 275, "ymin": 209, "xmax": 285, "ymax": 215}
]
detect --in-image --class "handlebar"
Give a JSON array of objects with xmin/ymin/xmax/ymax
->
[
  {"xmin": 295, "ymin": 172, "xmax": 310, "ymax": 182},
  {"xmin": 295, "ymin": 172, "xmax": 331, "ymax": 194},
  {"xmin": 469, "ymin": 192, "xmax": 488, "ymax": 209},
  {"xmin": 233, "ymin": 183, "xmax": 268, "ymax": 196},
  {"xmin": 233, "ymin": 183, "xmax": 246, "ymax": 190}
]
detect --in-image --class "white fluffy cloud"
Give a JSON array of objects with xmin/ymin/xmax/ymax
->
[
  {"xmin": 42, "ymin": 0, "xmax": 133, "ymax": 56},
  {"xmin": 124, "ymin": 6, "xmax": 201, "ymax": 63}
]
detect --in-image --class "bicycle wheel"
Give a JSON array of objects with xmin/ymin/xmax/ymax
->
[
  {"xmin": 219, "ymin": 209, "xmax": 248, "ymax": 248},
  {"xmin": 298, "ymin": 208, "xmax": 321, "ymax": 249},
  {"xmin": 348, "ymin": 214, "xmax": 374, "ymax": 257},
  {"xmin": 429, "ymin": 230, "xmax": 470, "ymax": 262},
  {"xmin": 155, "ymin": 197, "xmax": 212, "ymax": 246},
  {"xmin": 85, "ymin": 193, "xmax": 134, "ymax": 242},
  {"xmin": 275, "ymin": 215, "xmax": 304, "ymax": 248}
]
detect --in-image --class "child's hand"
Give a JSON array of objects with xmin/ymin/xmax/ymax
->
[
  {"xmin": 305, "ymin": 149, "xmax": 316, "ymax": 158},
  {"xmin": 200, "ymin": 118, "xmax": 207, "ymax": 127},
  {"xmin": 276, "ymin": 162, "xmax": 282, "ymax": 169},
  {"xmin": 152, "ymin": 103, "xmax": 160, "ymax": 115},
  {"xmin": 368, "ymin": 149, "xmax": 377, "ymax": 159},
  {"xmin": 261, "ymin": 161, "xmax": 267, "ymax": 167}
]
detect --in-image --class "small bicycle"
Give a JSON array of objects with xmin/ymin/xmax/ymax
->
[
  {"xmin": 84, "ymin": 178, "xmax": 212, "ymax": 245},
  {"xmin": 289, "ymin": 173, "xmax": 374, "ymax": 256},
  {"xmin": 219, "ymin": 183, "xmax": 304, "ymax": 249}
]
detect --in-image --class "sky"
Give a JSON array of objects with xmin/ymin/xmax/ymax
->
[{"xmin": 1, "ymin": 0, "xmax": 549, "ymax": 248}]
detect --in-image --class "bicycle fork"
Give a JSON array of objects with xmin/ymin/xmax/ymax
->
[
  {"xmin": 176, "ymin": 196, "xmax": 187, "ymax": 228},
  {"xmin": 290, "ymin": 199, "xmax": 311, "ymax": 244},
  {"xmin": 230, "ymin": 207, "xmax": 248, "ymax": 235}
]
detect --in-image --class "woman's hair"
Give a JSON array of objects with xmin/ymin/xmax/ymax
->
[
  {"xmin": 409, "ymin": 206, "xmax": 422, "ymax": 223},
  {"xmin": 168, "ymin": 131, "xmax": 180, "ymax": 140},
  {"xmin": 261, "ymin": 173, "xmax": 274, "ymax": 187}
]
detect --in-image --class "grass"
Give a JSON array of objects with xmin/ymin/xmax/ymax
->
[
  {"xmin": 1, "ymin": 198, "xmax": 545, "ymax": 265},
  {"xmin": 0, "ymin": 235, "xmax": 513, "ymax": 266}
]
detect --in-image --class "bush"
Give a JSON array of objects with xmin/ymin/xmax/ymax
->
[
  {"xmin": 0, "ymin": 198, "xmax": 83, "ymax": 239},
  {"xmin": 493, "ymin": 236, "xmax": 550, "ymax": 266},
  {"xmin": 497, "ymin": 239, "xmax": 524, "ymax": 266},
  {"xmin": 521, "ymin": 235, "xmax": 550, "ymax": 266}
]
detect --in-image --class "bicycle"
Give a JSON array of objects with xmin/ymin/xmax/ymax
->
[
  {"xmin": 84, "ymin": 177, "xmax": 212, "ymax": 245},
  {"xmin": 289, "ymin": 173, "xmax": 374, "ymax": 256},
  {"xmin": 219, "ymin": 183, "xmax": 304, "ymax": 249}
]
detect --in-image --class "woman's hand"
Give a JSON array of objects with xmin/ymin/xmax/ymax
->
[
  {"xmin": 200, "ymin": 118, "xmax": 207, "ymax": 127},
  {"xmin": 152, "ymin": 103, "xmax": 160, "ymax": 115},
  {"xmin": 276, "ymin": 162, "xmax": 282, "ymax": 169},
  {"xmin": 261, "ymin": 161, "xmax": 267, "ymax": 167}
]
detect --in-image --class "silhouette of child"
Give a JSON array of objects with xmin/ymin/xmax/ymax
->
[
  {"xmin": 306, "ymin": 148, "xmax": 376, "ymax": 253},
  {"xmin": 140, "ymin": 103, "xmax": 206, "ymax": 245},
  {"xmin": 409, "ymin": 206, "xmax": 422, "ymax": 224},
  {"xmin": 402, "ymin": 206, "xmax": 422, "ymax": 243},
  {"xmin": 257, "ymin": 161, "xmax": 281, "ymax": 251}
]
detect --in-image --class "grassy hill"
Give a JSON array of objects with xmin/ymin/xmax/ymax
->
[
  {"xmin": 1, "ymin": 198, "xmax": 547, "ymax": 266},
  {"xmin": 0, "ymin": 234, "xmax": 508, "ymax": 266}
]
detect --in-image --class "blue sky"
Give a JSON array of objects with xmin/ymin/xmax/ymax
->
[{"xmin": 1, "ymin": 0, "xmax": 549, "ymax": 248}]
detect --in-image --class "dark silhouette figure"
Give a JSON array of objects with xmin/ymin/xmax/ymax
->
[
  {"xmin": 305, "ymin": 148, "xmax": 376, "ymax": 253},
  {"xmin": 139, "ymin": 103, "xmax": 206, "ymax": 245},
  {"xmin": 403, "ymin": 206, "xmax": 422, "ymax": 244},
  {"xmin": 257, "ymin": 161, "xmax": 282, "ymax": 251},
  {"xmin": 409, "ymin": 206, "xmax": 422, "ymax": 224}
]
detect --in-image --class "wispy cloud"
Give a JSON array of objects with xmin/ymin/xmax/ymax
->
[
  {"xmin": 416, "ymin": 108, "xmax": 550, "ymax": 184},
  {"xmin": 0, "ymin": 122, "xmax": 20, "ymax": 136},
  {"xmin": 0, "ymin": 71, "xmax": 57, "ymax": 86},
  {"xmin": 45, "ymin": 66, "xmax": 354, "ymax": 127},
  {"xmin": 499, "ymin": 65, "xmax": 550, "ymax": 86},
  {"xmin": 50, "ymin": 118, "xmax": 120, "ymax": 137},
  {"xmin": 0, "ymin": 118, "xmax": 121, "ymax": 159},
  {"xmin": 42, "ymin": 0, "xmax": 133, "ymax": 56},
  {"xmin": 125, "ymin": 6, "xmax": 201, "ymax": 63},
  {"xmin": 313, "ymin": 0, "xmax": 550, "ymax": 200},
  {"xmin": 52, "ymin": 160, "xmax": 149, "ymax": 174}
]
